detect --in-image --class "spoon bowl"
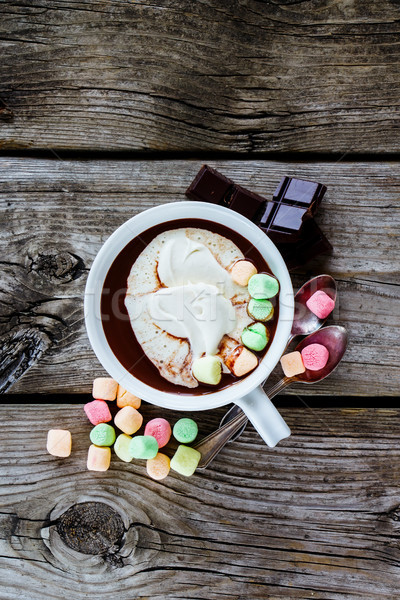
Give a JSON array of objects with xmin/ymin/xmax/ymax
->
[
  {"xmin": 290, "ymin": 274, "xmax": 337, "ymax": 340},
  {"xmin": 291, "ymin": 325, "xmax": 347, "ymax": 383}
]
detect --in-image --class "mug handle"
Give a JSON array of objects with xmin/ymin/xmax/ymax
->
[{"xmin": 235, "ymin": 385, "xmax": 291, "ymax": 447}]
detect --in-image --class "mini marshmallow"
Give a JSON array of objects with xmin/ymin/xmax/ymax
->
[
  {"xmin": 84, "ymin": 400, "xmax": 112, "ymax": 425},
  {"xmin": 47, "ymin": 429, "xmax": 72, "ymax": 458},
  {"xmin": 90, "ymin": 423, "xmax": 116, "ymax": 447},
  {"xmin": 129, "ymin": 435, "xmax": 158, "ymax": 460},
  {"xmin": 87, "ymin": 444, "xmax": 111, "ymax": 471},
  {"xmin": 241, "ymin": 322, "xmax": 269, "ymax": 352},
  {"xmin": 114, "ymin": 434, "xmax": 133, "ymax": 463},
  {"xmin": 147, "ymin": 453, "xmax": 171, "ymax": 480},
  {"xmin": 144, "ymin": 418, "xmax": 171, "ymax": 448},
  {"xmin": 192, "ymin": 355, "xmax": 222, "ymax": 385},
  {"xmin": 248, "ymin": 298, "xmax": 274, "ymax": 322},
  {"xmin": 226, "ymin": 346, "xmax": 258, "ymax": 377},
  {"xmin": 173, "ymin": 418, "xmax": 198, "ymax": 444},
  {"xmin": 230, "ymin": 260, "xmax": 257, "ymax": 286},
  {"xmin": 301, "ymin": 343, "xmax": 329, "ymax": 371},
  {"xmin": 92, "ymin": 377, "xmax": 118, "ymax": 401},
  {"xmin": 116, "ymin": 386, "xmax": 141, "ymax": 410},
  {"xmin": 114, "ymin": 406, "xmax": 143, "ymax": 435},
  {"xmin": 280, "ymin": 351, "xmax": 306, "ymax": 377},
  {"xmin": 306, "ymin": 290, "xmax": 335, "ymax": 320},
  {"xmin": 248, "ymin": 273, "xmax": 279, "ymax": 299},
  {"xmin": 171, "ymin": 445, "xmax": 201, "ymax": 477}
]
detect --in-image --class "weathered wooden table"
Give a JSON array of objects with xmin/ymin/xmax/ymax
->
[{"xmin": 1, "ymin": 2, "xmax": 400, "ymax": 598}]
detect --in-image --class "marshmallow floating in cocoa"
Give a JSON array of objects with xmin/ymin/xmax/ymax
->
[
  {"xmin": 226, "ymin": 346, "xmax": 258, "ymax": 377},
  {"xmin": 230, "ymin": 260, "xmax": 257, "ymax": 286}
]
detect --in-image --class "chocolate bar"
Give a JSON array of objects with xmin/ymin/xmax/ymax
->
[
  {"xmin": 185, "ymin": 165, "xmax": 331, "ymax": 270},
  {"xmin": 186, "ymin": 165, "xmax": 266, "ymax": 220}
]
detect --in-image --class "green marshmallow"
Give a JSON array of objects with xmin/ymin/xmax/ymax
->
[
  {"xmin": 173, "ymin": 418, "xmax": 198, "ymax": 444},
  {"xmin": 90, "ymin": 423, "xmax": 116, "ymax": 447},
  {"xmin": 170, "ymin": 445, "xmax": 201, "ymax": 477},
  {"xmin": 192, "ymin": 355, "xmax": 221, "ymax": 385},
  {"xmin": 241, "ymin": 322, "xmax": 269, "ymax": 351},
  {"xmin": 248, "ymin": 273, "xmax": 279, "ymax": 299},
  {"xmin": 114, "ymin": 433, "xmax": 133, "ymax": 462},
  {"xmin": 129, "ymin": 435, "xmax": 158, "ymax": 460},
  {"xmin": 248, "ymin": 298, "xmax": 274, "ymax": 322}
]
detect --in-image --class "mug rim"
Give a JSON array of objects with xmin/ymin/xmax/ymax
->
[{"xmin": 84, "ymin": 201, "xmax": 294, "ymax": 410}]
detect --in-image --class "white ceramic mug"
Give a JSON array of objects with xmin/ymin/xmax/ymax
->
[{"xmin": 84, "ymin": 201, "xmax": 294, "ymax": 447}]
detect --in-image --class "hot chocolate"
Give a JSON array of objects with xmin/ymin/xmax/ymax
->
[{"xmin": 101, "ymin": 218, "xmax": 279, "ymax": 395}]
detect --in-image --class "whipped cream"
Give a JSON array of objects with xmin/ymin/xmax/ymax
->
[
  {"xmin": 148, "ymin": 282, "xmax": 236, "ymax": 359},
  {"xmin": 157, "ymin": 231, "xmax": 235, "ymax": 297}
]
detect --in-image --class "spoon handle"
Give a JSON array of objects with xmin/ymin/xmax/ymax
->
[
  {"xmin": 265, "ymin": 376, "xmax": 292, "ymax": 398},
  {"xmin": 196, "ymin": 376, "xmax": 292, "ymax": 469},
  {"xmin": 195, "ymin": 411, "xmax": 249, "ymax": 468},
  {"xmin": 284, "ymin": 333, "xmax": 296, "ymax": 352}
]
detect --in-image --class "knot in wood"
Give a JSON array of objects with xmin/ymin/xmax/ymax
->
[
  {"xmin": 56, "ymin": 501, "xmax": 125, "ymax": 556},
  {"xmin": 30, "ymin": 250, "xmax": 85, "ymax": 282}
]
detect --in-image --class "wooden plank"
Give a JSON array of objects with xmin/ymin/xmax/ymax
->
[
  {"xmin": 1, "ymin": 158, "xmax": 399, "ymax": 396},
  {"xmin": 1, "ymin": 403, "xmax": 400, "ymax": 599},
  {"xmin": 1, "ymin": 0, "xmax": 400, "ymax": 152}
]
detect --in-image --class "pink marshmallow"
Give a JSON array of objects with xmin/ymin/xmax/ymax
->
[
  {"xmin": 306, "ymin": 290, "xmax": 335, "ymax": 319},
  {"xmin": 84, "ymin": 399, "xmax": 112, "ymax": 425},
  {"xmin": 144, "ymin": 418, "xmax": 172, "ymax": 448},
  {"xmin": 301, "ymin": 343, "xmax": 329, "ymax": 371}
]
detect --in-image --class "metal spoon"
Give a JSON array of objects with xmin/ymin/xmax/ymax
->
[
  {"xmin": 195, "ymin": 325, "xmax": 347, "ymax": 469},
  {"xmin": 220, "ymin": 274, "xmax": 337, "ymax": 437}
]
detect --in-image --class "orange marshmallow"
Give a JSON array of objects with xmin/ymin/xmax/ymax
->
[
  {"xmin": 116, "ymin": 386, "xmax": 141, "ymax": 409},
  {"xmin": 87, "ymin": 445, "xmax": 111, "ymax": 471},
  {"xmin": 230, "ymin": 260, "xmax": 257, "ymax": 286},
  {"xmin": 280, "ymin": 351, "xmax": 306, "ymax": 378},
  {"xmin": 92, "ymin": 377, "xmax": 118, "ymax": 401},
  {"xmin": 47, "ymin": 429, "xmax": 72, "ymax": 458},
  {"xmin": 114, "ymin": 406, "xmax": 143, "ymax": 435},
  {"xmin": 226, "ymin": 346, "xmax": 258, "ymax": 377},
  {"xmin": 146, "ymin": 453, "xmax": 171, "ymax": 480}
]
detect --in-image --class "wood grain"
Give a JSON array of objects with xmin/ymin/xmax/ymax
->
[
  {"xmin": 1, "ymin": 403, "xmax": 400, "ymax": 599},
  {"xmin": 1, "ymin": 158, "xmax": 399, "ymax": 396},
  {"xmin": 1, "ymin": 0, "xmax": 400, "ymax": 152}
]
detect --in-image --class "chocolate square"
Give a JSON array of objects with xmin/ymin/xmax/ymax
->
[
  {"xmin": 285, "ymin": 179, "xmax": 319, "ymax": 206},
  {"xmin": 185, "ymin": 165, "xmax": 233, "ymax": 204},
  {"xmin": 273, "ymin": 176, "xmax": 327, "ymax": 215},
  {"xmin": 272, "ymin": 204, "xmax": 309, "ymax": 232},
  {"xmin": 228, "ymin": 186, "xmax": 266, "ymax": 220},
  {"xmin": 273, "ymin": 177, "xmax": 290, "ymax": 202},
  {"xmin": 257, "ymin": 201, "xmax": 277, "ymax": 227}
]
